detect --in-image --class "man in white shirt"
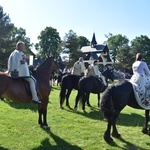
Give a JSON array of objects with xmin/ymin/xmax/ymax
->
[
  {"xmin": 7, "ymin": 41, "xmax": 41, "ymax": 104},
  {"xmin": 72, "ymin": 57, "xmax": 85, "ymax": 76},
  {"xmin": 88, "ymin": 60, "xmax": 107, "ymax": 86}
]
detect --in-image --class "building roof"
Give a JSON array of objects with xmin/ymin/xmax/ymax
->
[
  {"xmin": 80, "ymin": 33, "xmax": 113, "ymax": 65},
  {"xmin": 80, "ymin": 44, "xmax": 109, "ymax": 54}
]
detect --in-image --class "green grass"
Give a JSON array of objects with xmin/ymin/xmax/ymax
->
[{"xmin": 0, "ymin": 85, "xmax": 150, "ymax": 150}]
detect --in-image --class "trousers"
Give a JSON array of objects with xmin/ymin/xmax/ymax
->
[{"xmin": 24, "ymin": 76, "xmax": 39, "ymax": 101}]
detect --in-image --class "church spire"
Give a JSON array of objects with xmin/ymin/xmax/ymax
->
[{"xmin": 91, "ymin": 33, "xmax": 97, "ymax": 47}]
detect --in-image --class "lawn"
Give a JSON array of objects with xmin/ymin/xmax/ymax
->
[{"xmin": 0, "ymin": 85, "xmax": 150, "ymax": 150}]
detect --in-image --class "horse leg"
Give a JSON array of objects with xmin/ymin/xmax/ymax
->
[
  {"xmin": 82, "ymin": 93, "xmax": 89, "ymax": 112},
  {"xmin": 111, "ymin": 111, "xmax": 121, "ymax": 138},
  {"xmin": 38, "ymin": 103, "xmax": 49, "ymax": 129},
  {"xmin": 74, "ymin": 92, "xmax": 80, "ymax": 111},
  {"xmin": 142, "ymin": 110, "xmax": 149, "ymax": 135},
  {"xmin": 66, "ymin": 89, "xmax": 72, "ymax": 109},
  {"xmin": 104, "ymin": 122, "xmax": 113, "ymax": 143},
  {"xmin": 59, "ymin": 87, "xmax": 66, "ymax": 109},
  {"xmin": 97, "ymin": 93, "xmax": 100, "ymax": 107},
  {"xmin": 38, "ymin": 108, "xmax": 42, "ymax": 125},
  {"xmin": 42, "ymin": 107, "xmax": 49, "ymax": 129},
  {"xmin": 85, "ymin": 93, "xmax": 91, "ymax": 107},
  {"xmin": 112, "ymin": 124, "xmax": 121, "ymax": 138}
]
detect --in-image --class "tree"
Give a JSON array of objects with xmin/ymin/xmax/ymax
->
[
  {"xmin": 0, "ymin": 6, "xmax": 14, "ymax": 69},
  {"xmin": 77, "ymin": 36, "xmax": 90, "ymax": 49},
  {"xmin": 0, "ymin": 6, "xmax": 32, "ymax": 69},
  {"xmin": 130, "ymin": 35, "xmax": 150, "ymax": 65},
  {"xmin": 117, "ymin": 45, "xmax": 132, "ymax": 72},
  {"xmin": 37, "ymin": 26, "xmax": 61, "ymax": 59},
  {"xmin": 63, "ymin": 30, "xmax": 82, "ymax": 66},
  {"xmin": 10, "ymin": 27, "xmax": 32, "ymax": 54},
  {"xmin": 105, "ymin": 33, "xmax": 129, "ymax": 63}
]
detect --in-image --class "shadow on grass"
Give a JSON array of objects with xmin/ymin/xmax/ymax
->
[
  {"xmin": 61, "ymin": 105, "xmax": 145, "ymax": 127},
  {"xmin": 33, "ymin": 129, "xmax": 82, "ymax": 150},
  {"xmin": 116, "ymin": 112, "xmax": 144, "ymax": 127},
  {"xmin": 106, "ymin": 136, "xmax": 148, "ymax": 150},
  {"xmin": 1, "ymin": 99, "xmax": 37, "ymax": 112},
  {"xmin": 0, "ymin": 146, "xmax": 10, "ymax": 150}
]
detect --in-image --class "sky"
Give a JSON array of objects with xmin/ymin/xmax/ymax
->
[{"xmin": 1, "ymin": 0, "xmax": 150, "ymax": 46}]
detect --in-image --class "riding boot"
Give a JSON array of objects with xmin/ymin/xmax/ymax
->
[{"xmin": 101, "ymin": 75, "xmax": 107, "ymax": 86}]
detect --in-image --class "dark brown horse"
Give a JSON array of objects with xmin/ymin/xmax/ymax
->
[
  {"xmin": 0, "ymin": 57, "xmax": 57, "ymax": 129},
  {"xmin": 101, "ymin": 79, "xmax": 150, "ymax": 143},
  {"xmin": 59, "ymin": 66, "xmax": 114, "ymax": 109}
]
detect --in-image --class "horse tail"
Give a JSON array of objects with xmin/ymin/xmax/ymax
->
[
  {"xmin": 74, "ymin": 78, "xmax": 85, "ymax": 110},
  {"xmin": 100, "ymin": 86, "xmax": 114, "ymax": 120},
  {"xmin": 78, "ymin": 78, "xmax": 87, "ymax": 109},
  {"xmin": 59, "ymin": 76, "xmax": 67, "ymax": 107}
]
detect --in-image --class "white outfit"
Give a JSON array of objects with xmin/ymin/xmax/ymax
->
[
  {"xmin": 72, "ymin": 61, "xmax": 85, "ymax": 76},
  {"xmin": 130, "ymin": 61, "xmax": 150, "ymax": 109},
  {"xmin": 8, "ymin": 49, "xmax": 39, "ymax": 102},
  {"xmin": 88, "ymin": 64, "xmax": 107, "ymax": 86},
  {"xmin": 8, "ymin": 50, "xmax": 30, "ymax": 77}
]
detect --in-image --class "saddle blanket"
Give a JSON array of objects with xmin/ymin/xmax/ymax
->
[{"xmin": 130, "ymin": 81, "xmax": 150, "ymax": 110}]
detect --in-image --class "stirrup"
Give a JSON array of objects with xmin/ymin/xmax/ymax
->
[{"xmin": 32, "ymin": 99, "xmax": 41, "ymax": 104}]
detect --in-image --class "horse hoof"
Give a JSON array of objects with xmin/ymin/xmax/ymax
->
[
  {"xmin": 67, "ymin": 105, "xmax": 72, "ymax": 109},
  {"xmin": 59, "ymin": 106, "xmax": 64, "ymax": 109},
  {"xmin": 83, "ymin": 110, "xmax": 86, "ymax": 113},
  {"xmin": 112, "ymin": 132, "xmax": 121, "ymax": 138},
  {"xmin": 142, "ymin": 128, "xmax": 148, "ymax": 134},
  {"xmin": 41, "ymin": 125, "xmax": 50, "ymax": 129},
  {"xmin": 74, "ymin": 107, "xmax": 78, "ymax": 112},
  {"xmin": 104, "ymin": 135, "xmax": 113, "ymax": 143},
  {"xmin": 87, "ymin": 104, "xmax": 92, "ymax": 107}
]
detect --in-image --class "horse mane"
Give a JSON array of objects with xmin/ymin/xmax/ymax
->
[{"xmin": 36, "ymin": 57, "xmax": 53, "ymax": 71}]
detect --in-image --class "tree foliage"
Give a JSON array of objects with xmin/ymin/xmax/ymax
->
[
  {"xmin": 0, "ymin": 6, "xmax": 32, "ymax": 69},
  {"xmin": 37, "ymin": 26, "xmax": 61, "ymax": 59},
  {"xmin": 63, "ymin": 30, "xmax": 82, "ymax": 66},
  {"xmin": 117, "ymin": 45, "xmax": 133, "ymax": 72},
  {"xmin": 77, "ymin": 36, "xmax": 90, "ymax": 49},
  {"xmin": 130, "ymin": 35, "xmax": 150, "ymax": 65},
  {"xmin": 0, "ymin": 6, "xmax": 14, "ymax": 69},
  {"xmin": 105, "ymin": 33, "xmax": 129, "ymax": 63}
]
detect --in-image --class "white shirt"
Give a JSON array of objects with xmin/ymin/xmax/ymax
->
[
  {"xmin": 8, "ymin": 49, "xmax": 30, "ymax": 77},
  {"xmin": 72, "ymin": 61, "xmax": 85, "ymax": 76},
  {"xmin": 132, "ymin": 61, "xmax": 150, "ymax": 76}
]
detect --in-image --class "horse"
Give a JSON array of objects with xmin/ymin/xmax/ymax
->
[
  {"xmin": 100, "ymin": 79, "xmax": 150, "ymax": 143},
  {"xmin": 74, "ymin": 76, "xmax": 106, "ymax": 112},
  {"xmin": 0, "ymin": 56, "xmax": 57, "ymax": 129},
  {"xmin": 59, "ymin": 66, "xmax": 114, "ymax": 109},
  {"xmin": 59, "ymin": 74, "xmax": 81, "ymax": 109}
]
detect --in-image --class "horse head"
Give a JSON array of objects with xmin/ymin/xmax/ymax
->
[
  {"xmin": 32, "ymin": 57, "xmax": 58, "ymax": 87},
  {"xmin": 102, "ymin": 66, "xmax": 114, "ymax": 82}
]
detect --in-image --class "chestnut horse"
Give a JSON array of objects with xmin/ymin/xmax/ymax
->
[{"xmin": 0, "ymin": 57, "xmax": 57, "ymax": 129}]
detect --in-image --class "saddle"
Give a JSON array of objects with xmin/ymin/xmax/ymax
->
[
  {"xmin": 22, "ymin": 79, "xmax": 42, "ymax": 99},
  {"xmin": 9, "ymin": 75, "xmax": 42, "ymax": 99}
]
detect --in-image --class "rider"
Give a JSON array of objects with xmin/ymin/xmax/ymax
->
[
  {"xmin": 130, "ymin": 53, "xmax": 150, "ymax": 106},
  {"xmin": 72, "ymin": 57, "xmax": 85, "ymax": 76},
  {"xmin": 130, "ymin": 53, "xmax": 150, "ymax": 84},
  {"xmin": 88, "ymin": 60, "xmax": 107, "ymax": 86},
  {"xmin": 7, "ymin": 41, "xmax": 41, "ymax": 104}
]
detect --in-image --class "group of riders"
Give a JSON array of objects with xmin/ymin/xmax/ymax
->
[
  {"xmin": 6, "ymin": 41, "xmax": 150, "ymax": 107},
  {"xmin": 71, "ymin": 57, "xmax": 107, "ymax": 86},
  {"xmin": 55, "ymin": 57, "xmax": 108, "ymax": 87}
]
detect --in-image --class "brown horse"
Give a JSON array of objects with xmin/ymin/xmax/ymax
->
[{"xmin": 0, "ymin": 56, "xmax": 57, "ymax": 129}]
